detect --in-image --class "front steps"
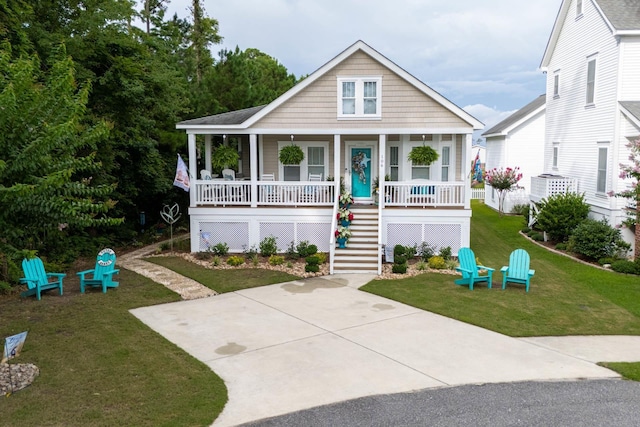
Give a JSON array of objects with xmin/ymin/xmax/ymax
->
[{"xmin": 333, "ymin": 205, "xmax": 380, "ymax": 274}]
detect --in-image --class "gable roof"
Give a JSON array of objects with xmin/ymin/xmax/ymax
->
[
  {"xmin": 482, "ymin": 94, "xmax": 546, "ymax": 137},
  {"xmin": 177, "ymin": 40, "xmax": 483, "ymax": 131},
  {"xmin": 620, "ymin": 101, "xmax": 640, "ymax": 129},
  {"xmin": 541, "ymin": 0, "xmax": 640, "ymax": 69},
  {"xmin": 178, "ymin": 105, "xmax": 267, "ymax": 126}
]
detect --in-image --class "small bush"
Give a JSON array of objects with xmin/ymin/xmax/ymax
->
[
  {"xmin": 438, "ymin": 246, "xmax": 452, "ymax": 261},
  {"xmin": 611, "ymin": 260, "xmax": 640, "ymax": 275},
  {"xmin": 227, "ymin": 256, "xmax": 245, "ymax": 266},
  {"xmin": 521, "ymin": 227, "xmax": 531, "ymax": 234},
  {"xmin": 392, "ymin": 263, "xmax": 408, "ymax": 274},
  {"xmin": 511, "ymin": 203, "xmax": 529, "ymax": 217},
  {"xmin": 531, "ymin": 232, "xmax": 544, "ymax": 241},
  {"xmin": 394, "ymin": 255, "xmax": 407, "ymax": 265},
  {"xmin": 296, "ymin": 241, "xmax": 315, "ymax": 258},
  {"xmin": 394, "ymin": 244, "xmax": 406, "ymax": 257},
  {"xmin": 315, "ymin": 252, "xmax": 327, "ymax": 264},
  {"xmin": 243, "ymin": 244, "xmax": 259, "ymax": 258},
  {"xmin": 428, "ymin": 256, "xmax": 446, "ymax": 269},
  {"xmin": 259, "ymin": 236, "xmax": 278, "ymax": 257},
  {"xmin": 0, "ymin": 281, "xmax": 13, "ymax": 294},
  {"xmin": 305, "ymin": 255, "xmax": 320, "ymax": 266},
  {"xmin": 415, "ymin": 260, "xmax": 427, "ymax": 271},
  {"xmin": 211, "ymin": 242, "xmax": 229, "ymax": 256},
  {"xmin": 598, "ymin": 257, "xmax": 616, "ymax": 266},
  {"xmin": 404, "ymin": 244, "xmax": 418, "ymax": 259},
  {"xmin": 305, "ymin": 264, "xmax": 320, "ymax": 273},
  {"xmin": 536, "ymin": 192, "xmax": 590, "ymax": 242},
  {"xmin": 568, "ymin": 218, "xmax": 630, "ymax": 261},
  {"xmin": 555, "ymin": 242, "xmax": 568, "ymax": 251},
  {"xmin": 212, "ymin": 256, "xmax": 221, "ymax": 266},
  {"xmin": 269, "ymin": 255, "xmax": 285, "ymax": 266},
  {"xmin": 160, "ymin": 242, "xmax": 171, "ymax": 251},
  {"xmin": 286, "ymin": 261, "xmax": 293, "ymax": 268},
  {"xmin": 195, "ymin": 252, "xmax": 211, "ymax": 261},
  {"xmin": 418, "ymin": 242, "xmax": 435, "ymax": 261}
]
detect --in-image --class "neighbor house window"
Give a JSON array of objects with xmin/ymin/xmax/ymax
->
[
  {"xmin": 441, "ymin": 146, "xmax": 450, "ymax": 181},
  {"xmin": 552, "ymin": 143, "xmax": 559, "ymax": 169},
  {"xmin": 389, "ymin": 146, "xmax": 399, "ymax": 181},
  {"xmin": 577, "ymin": 0, "xmax": 583, "ymax": 16},
  {"xmin": 586, "ymin": 57, "xmax": 596, "ymax": 104},
  {"xmin": 553, "ymin": 72, "xmax": 560, "ymax": 98},
  {"xmin": 597, "ymin": 145, "xmax": 608, "ymax": 193},
  {"xmin": 338, "ymin": 77, "xmax": 382, "ymax": 118}
]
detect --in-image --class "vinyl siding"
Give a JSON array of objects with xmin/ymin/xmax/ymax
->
[
  {"xmin": 545, "ymin": 0, "xmax": 619, "ymax": 209},
  {"xmin": 620, "ymin": 37, "xmax": 640, "ymax": 100},
  {"xmin": 253, "ymin": 51, "xmax": 469, "ymax": 130}
]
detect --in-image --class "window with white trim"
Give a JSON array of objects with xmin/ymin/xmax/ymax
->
[
  {"xmin": 307, "ymin": 146, "xmax": 325, "ymax": 178},
  {"xmin": 553, "ymin": 72, "xmax": 560, "ymax": 98},
  {"xmin": 596, "ymin": 144, "xmax": 608, "ymax": 194},
  {"xmin": 441, "ymin": 146, "xmax": 450, "ymax": 181},
  {"xmin": 586, "ymin": 57, "xmax": 596, "ymax": 105},
  {"xmin": 552, "ymin": 143, "xmax": 559, "ymax": 169},
  {"xmin": 278, "ymin": 141, "xmax": 329, "ymax": 181},
  {"xmin": 337, "ymin": 77, "xmax": 382, "ymax": 118}
]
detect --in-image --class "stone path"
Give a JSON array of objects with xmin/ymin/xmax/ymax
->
[{"xmin": 119, "ymin": 242, "xmax": 217, "ymax": 300}]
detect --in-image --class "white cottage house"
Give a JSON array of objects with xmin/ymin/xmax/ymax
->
[
  {"xmin": 482, "ymin": 94, "xmax": 546, "ymax": 213},
  {"xmin": 539, "ymin": 0, "xmax": 640, "ymax": 252},
  {"xmin": 176, "ymin": 41, "xmax": 483, "ymax": 273}
]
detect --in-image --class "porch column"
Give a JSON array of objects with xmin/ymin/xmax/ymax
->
[
  {"xmin": 250, "ymin": 134, "xmax": 258, "ymax": 208},
  {"xmin": 188, "ymin": 133, "xmax": 197, "ymax": 207},
  {"xmin": 204, "ymin": 135, "xmax": 212, "ymax": 173},
  {"xmin": 464, "ymin": 133, "xmax": 472, "ymax": 209},
  {"xmin": 334, "ymin": 135, "xmax": 341, "ymax": 196}
]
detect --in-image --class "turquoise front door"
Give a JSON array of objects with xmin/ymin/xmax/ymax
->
[{"xmin": 351, "ymin": 148, "xmax": 372, "ymax": 198}]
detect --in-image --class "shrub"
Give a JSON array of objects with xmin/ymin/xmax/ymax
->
[
  {"xmin": 555, "ymin": 242, "xmax": 568, "ymax": 251},
  {"xmin": 243, "ymin": 244, "xmax": 258, "ymax": 258},
  {"xmin": 511, "ymin": 203, "xmax": 529, "ymax": 217},
  {"xmin": 438, "ymin": 246, "xmax": 452, "ymax": 261},
  {"xmin": 393, "ymin": 244, "xmax": 406, "ymax": 257},
  {"xmin": 418, "ymin": 242, "xmax": 435, "ymax": 261},
  {"xmin": 535, "ymin": 192, "xmax": 590, "ymax": 242},
  {"xmin": 531, "ymin": 232, "xmax": 544, "ymax": 241},
  {"xmin": 392, "ymin": 263, "xmax": 407, "ymax": 274},
  {"xmin": 404, "ymin": 244, "xmax": 418, "ymax": 259},
  {"xmin": 212, "ymin": 256, "xmax": 221, "ymax": 266},
  {"xmin": 0, "ymin": 281, "xmax": 12, "ymax": 294},
  {"xmin": 195, "ymin": 252, "xmax": 211, "ymax": 261},
  {"xmin": 305, "ymin": 264, "xmax": 320, "ymax": 273},
  {"xmin": 394, "ymin": 255, "xmax": 407, "ymax": 265},
  {"xmin": 521, "ymin": 227, "xmax": 531, "ymax": 234},
  {"xmin": 269, "ymin": 255, "xmax": 285, "ymax": 266},
  {"xmin": 315, "ymin": 252, "xmax": 327, "ymax": 264},
  {"xmin": 598, "ymin": 257, "xmax": 616, "ymax": 266},
  {"xmin": 305, "ymin": 255, "xmax": 320, "ymax": 266},
  {"xmin": 286, "ymin": 241, "xmax": 298, "ymax": 259},
  {"xmin": 611, "ymin": 260, "xmax": 640, "ymax": 275},
  {"xmin": 286, "ymin": 261, "xmax": 293, "ymax": 268},
  {"xmin": 211, "ymin": 242, "xmax": 229, "ymax": 256},
  {"xmin": 259, "ymin": 236, "xmax": 278, "ymax": 257},
  {"xmin": 227, "ymin": 256, "xmax": 245, "ymax": 266},
  {"xmin": 160, "ymin": 242, "xmax": 171, "ymax": 251},
  {"xmin": 428, "ymin": 256, "xmax": 446, "ymax": 269},
  {"xmin": 415, "ymin": 260, "xmax": 427, "ymax": 271},
  {"xmin": 568, "ymin": 219, "xmax": 630, "ymax": 261},
  {"xmin": 296, "ymin": 241, "xmax": 317, "ymax": 258}
]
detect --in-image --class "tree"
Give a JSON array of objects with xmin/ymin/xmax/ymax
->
[
  {"xmin": 485, "ymin": 166, "xmax": 522, "ymax": 215},
  {"xmin": 610, "ymin": 136, "xmax": 640, "ymax": 260},
  {"xmin": 0, "ymin": 45, "xmax": 122, "ymax": 256},
  {"xmin": 189, "ymin": 0, "xmax": 221, "ymax": 83}
]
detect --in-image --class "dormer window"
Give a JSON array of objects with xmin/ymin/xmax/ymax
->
[{"xmin": 337, "ymin": 77, "xmax": 382, "ymax": 119}]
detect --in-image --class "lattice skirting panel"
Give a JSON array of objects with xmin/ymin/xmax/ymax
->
[
  {"xmin": 197, "ymin": 220, "xmax": 331, "ymax": 253},
  {"xmin": 386, "ymin": 223, "xmax": 462, "ymax": 254}
]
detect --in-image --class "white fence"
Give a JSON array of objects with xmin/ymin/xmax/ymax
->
[{"xmin": 471, "ymin": 188, "xmax": 485, "ymax": 200}]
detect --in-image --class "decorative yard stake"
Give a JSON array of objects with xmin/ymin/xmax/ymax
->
[{"xmin": 160, "ymin": 203, "xmax": 181, "ymax": 252}]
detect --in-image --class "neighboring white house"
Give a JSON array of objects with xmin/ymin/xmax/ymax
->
[
  {"xmin": 482, "ymin": 94, "xmax": 546, "ymax": 213},
  {"xmin": 176, "ymin": 41, "xmax": 483, "ymax": 274},
  {"xmin": 539, "ymin": 0, "xmax": 640, "ymax": 253}
]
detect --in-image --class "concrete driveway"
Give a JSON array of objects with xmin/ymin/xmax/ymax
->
[{"xmin": 130, "ymin": 274, "xmax": 624, "ymax": 427}]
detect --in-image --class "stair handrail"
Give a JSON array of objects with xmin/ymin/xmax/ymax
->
[
  {"xmin": 377, "ymin": 177, "xmax": 384, "ymax": 275},
  {"xmin": 329, "ymin": 193, "xmax": 339, "ymax": 274}
]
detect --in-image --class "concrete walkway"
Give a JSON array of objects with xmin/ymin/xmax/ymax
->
[{"xmin": 128, "ymin": 273, "xmax": 640, "ymax": 427}]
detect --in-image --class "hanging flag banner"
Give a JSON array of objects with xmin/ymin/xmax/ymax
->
[
  {"xmin": 173, "ymin": 154, "xmax": 190, "ymax": 192},
  {"xmin": 2, "ymin": 331, "xmax": 28, "ymax": 364}
]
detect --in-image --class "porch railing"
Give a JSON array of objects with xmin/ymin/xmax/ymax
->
[
  {"xmin": 384, "ymin": 181, "xmax": 465, "ymax": 207},
  {"xmin": 194, "ymin": 180, "xmax": 336, "ymax": 206},
  {"xmin": 530, "ymin": 175, "xmax": 579, "ymax": 203}
]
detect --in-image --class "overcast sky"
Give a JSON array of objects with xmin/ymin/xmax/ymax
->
[{"xmin": 159, "ymin": 0, "xmax": 561, "ymax": 134}]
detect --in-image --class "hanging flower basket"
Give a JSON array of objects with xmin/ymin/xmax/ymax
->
[
  {"xmin": 408, "ymin": 145, "xmax": 439, "ymax": 166},
  {"xmin": 212, "ymin": 145, "xmax": 240, "ymax": 170},
  {"xmin": 279, "ymin": 144, "xmax": 304, "ymax": 165}
]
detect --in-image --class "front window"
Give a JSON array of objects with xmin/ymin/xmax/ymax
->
[
  {"xmin": 441, "ymin": 146, "xmax": 450, "ymax": 181},
  {"xmin": 389, "ymin": 146, "xmax": 399, "ymax": 181},
  {"xmin": 597, "ymin": 145, "xmax": 608, "ymax": 193},
  {"xmin": 586, "ymin": 58, "xmax": 596, "ymax": 104},
  {"xmin": 338, "ymin": 77, "xmax": 382, "ymax": 118},
  {"xmin": 278, "ymin": 141, "xmax": 329, "ymax": 180},
  {"xmin": 307, "ymin": 146, "xmax": 325, "ymax": 178}
]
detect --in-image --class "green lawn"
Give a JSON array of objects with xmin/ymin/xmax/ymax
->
[
  {"xmin": 144, "ymin": 256, "xmax": 300, "ymax": 293},
  {"xmin": 363, "ymin": 201, "xmax": 640, "ymax": 337}
]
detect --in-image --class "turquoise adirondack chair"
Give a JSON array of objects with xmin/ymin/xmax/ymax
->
[
  {"xmin": 501, "ymin": 249, "xmax": 535, "ymax": 292},
  {"xmin": 77, "ymin": 248, "xmax": 120, "ymax": 293},
  {"xmin": 20, "ymin": 257, "xmax": 65, "ymax": 300},
  {"xmin": 454, "ymin": 247, "xmax": 494, "ymax": 290}
]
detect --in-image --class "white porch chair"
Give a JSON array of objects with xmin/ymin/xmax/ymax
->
[
  {"xmin": 222, "ymin": 169, "xmax": 236, "ymax": 181},
  {"xmin": 200, "ymin": 170, "xmax": 212, "ymax": 180},
  {"xmin": 261, "ymin": 173, "xmax": 277, "ymax": 202}
]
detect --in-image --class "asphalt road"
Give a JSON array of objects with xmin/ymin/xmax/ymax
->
[{"xmin": 241, "ymin": 380, "xmax": 640, "ymax": 426}]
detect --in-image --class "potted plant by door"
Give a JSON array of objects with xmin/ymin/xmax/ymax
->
[
  {"xmin": 278, "ymin": 144, "xmax": 304, "ymax": 165},
  {"xmin": 335, "ymin": 226, "xmax": 352, "ymax": 248},
  {"xmin": 337, "ymin": 208, "xmax": 354, "ymax": 227},
  {"xmin": 407, "ymin": 145, "xmax": 439, "ymax": 166}
]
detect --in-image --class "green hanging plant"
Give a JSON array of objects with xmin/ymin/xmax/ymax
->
[
  {"xmin": 408, "ymin": 145, "xmax": 439, "ymax": 166},
  {"xmin": 212, "ymin": 145, "xmax": 240, "ymax": 170},
  {"xmin": 279, "ymin": 144, "xmax": 305, "ymax": 165}
]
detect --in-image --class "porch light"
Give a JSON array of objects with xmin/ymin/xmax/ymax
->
[{"xmin": 139, "ymin": 211, "xmax": 146, "ymax": 233}]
